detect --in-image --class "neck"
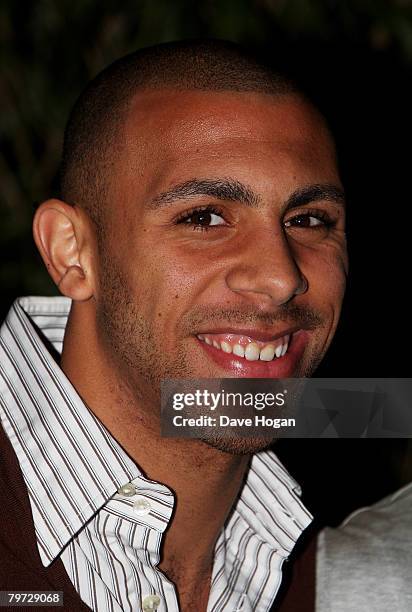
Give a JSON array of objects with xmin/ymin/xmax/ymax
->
[{"xmin": 60, "ymin": 303, "xmax": 250, "ymax": 594}]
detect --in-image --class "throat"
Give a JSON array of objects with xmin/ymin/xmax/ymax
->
[{"xmin": 161, "ymin": 559, "xmax": 212, "ymax": 611}]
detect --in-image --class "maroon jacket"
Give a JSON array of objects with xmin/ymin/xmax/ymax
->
[{"xmin": 0, "ymin": 423, "xmax": 89, "ymax": 611}]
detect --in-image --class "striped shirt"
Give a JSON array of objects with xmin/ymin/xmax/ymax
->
[{"xmin": 0, "ymin": 296, "xmax": 312, "ymax": 612}]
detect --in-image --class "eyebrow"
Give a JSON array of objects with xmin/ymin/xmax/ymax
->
[
  {"xmin": 147, "ymin": 177, "xmax": 345, "ymax": 211},
  {"xmin": 285, "ymin": 184, "xmax": 346, "ymax": 210},
  {"xmin": 148, "ymin": 178, "xmax": 260, "ymax": 209}
]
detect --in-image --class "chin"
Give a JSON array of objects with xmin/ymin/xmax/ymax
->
[{"xmin": 200, "ymin": 432, "xmax": 275, "ymax": 455}]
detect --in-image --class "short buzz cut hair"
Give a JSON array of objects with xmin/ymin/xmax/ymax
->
[{"xmin": 59, "ymin": 39, "xmax": 301, "ymax": 231}]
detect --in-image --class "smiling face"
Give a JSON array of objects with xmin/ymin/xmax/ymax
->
[{"xmin": 94, "ymin": 89, "xmax": 348, "ymax": 407}]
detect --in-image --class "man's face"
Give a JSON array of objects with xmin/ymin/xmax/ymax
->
[{"xmin": 95, "ymin": 90, "xmax": 347, "ymax": 406}]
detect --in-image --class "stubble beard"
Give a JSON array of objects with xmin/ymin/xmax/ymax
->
[
  {"xmin": 96, "ymin": 258, "xmax": 191, "ymax": 402},
  {"xmin": 96, "ymin": 254, "xmax": 324, "ymax": 455}
]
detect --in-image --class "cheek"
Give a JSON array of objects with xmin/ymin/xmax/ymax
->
[
  {"xmin": 125, "ymin": 242, "xmax": 208, "ymax": 323},
  {"xmin": 302, "ymin": 247, "xmax": 348, "ymax": 310}
]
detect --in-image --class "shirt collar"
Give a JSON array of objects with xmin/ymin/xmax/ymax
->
[{"xmin": 0, "ymin": 296, "xmax": 312, "ymax": 568}]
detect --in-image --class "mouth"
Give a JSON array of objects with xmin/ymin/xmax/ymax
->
[{"xmin": 195, "ymin": 328, "xmax": 309, "ymax": 378}]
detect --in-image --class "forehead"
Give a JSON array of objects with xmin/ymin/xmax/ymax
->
[
  {"xmin": 114, "ymin": 89, "xmax": 338, "ymax": 207},
  {"xmin": 125, "ymin": 88, "xmax": 332, "ymax": 150}
]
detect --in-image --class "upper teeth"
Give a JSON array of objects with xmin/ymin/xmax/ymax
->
[{"xmin": 196, "ymin": 334, "xmax": 290, "ymax": 361}]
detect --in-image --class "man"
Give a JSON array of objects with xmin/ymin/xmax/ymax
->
[{"xmin": 0, "ymin": 40, "xmax": 347, "ymax": 611}]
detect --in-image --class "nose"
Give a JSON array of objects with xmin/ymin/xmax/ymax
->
[{"xmin": 225, "ymin": 226, "xmax": 307, "ymax": 306}]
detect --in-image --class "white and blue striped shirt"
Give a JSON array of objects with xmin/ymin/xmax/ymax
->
[{"xmin": 0, "ymin": 297, "xmax": 312, "ymax": 611}]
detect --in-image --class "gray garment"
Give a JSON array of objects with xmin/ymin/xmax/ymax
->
[{"xmin": 316, "ymin": 481, "xmax": 412, "ymax": 612}]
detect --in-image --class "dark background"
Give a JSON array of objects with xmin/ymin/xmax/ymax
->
[{"xmin": 1, "ymin": 0, "xmax": 412, "ymax": 526}]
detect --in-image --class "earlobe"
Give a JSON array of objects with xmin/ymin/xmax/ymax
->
[{"xmin": 33, "ymin": 199, "xmax": 94, "ymax": 301}]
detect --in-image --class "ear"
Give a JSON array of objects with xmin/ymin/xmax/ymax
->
[{"xmin": 33, "ymin": 199, "xmax": 95, "ymax": 301}]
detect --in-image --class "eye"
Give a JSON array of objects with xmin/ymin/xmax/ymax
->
[
  {"xmin": 284, "ymin": 211, "xmax": 333, "ymax": 229},
  {"xmin": 176, "ymin": 206, "xmax": 227, "ymax": 229}
]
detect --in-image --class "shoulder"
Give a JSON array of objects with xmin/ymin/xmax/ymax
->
[{"xmin": 316, "ymin": 482, "xmax": 412, "ymax": 612}]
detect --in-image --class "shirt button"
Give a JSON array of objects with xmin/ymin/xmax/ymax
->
[
  {"xmin": 117, "ymin": 483, "xmax": 137, "ymax": 497},
  {"xmin": 133, "ymin": 497, "xmax": 151, "ymax": 515},
  {"xmin": 142, "ymin": 594, "xmax": 161, "ymax": 611}
]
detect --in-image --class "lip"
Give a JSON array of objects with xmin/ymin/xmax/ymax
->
[
  {"xmin": 195, "ymin": 329, "xmax": 309, "ymax": 378},
  {"xmin": 194, "ymin": 326, "xmax": 302, "ymax": 343}
]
